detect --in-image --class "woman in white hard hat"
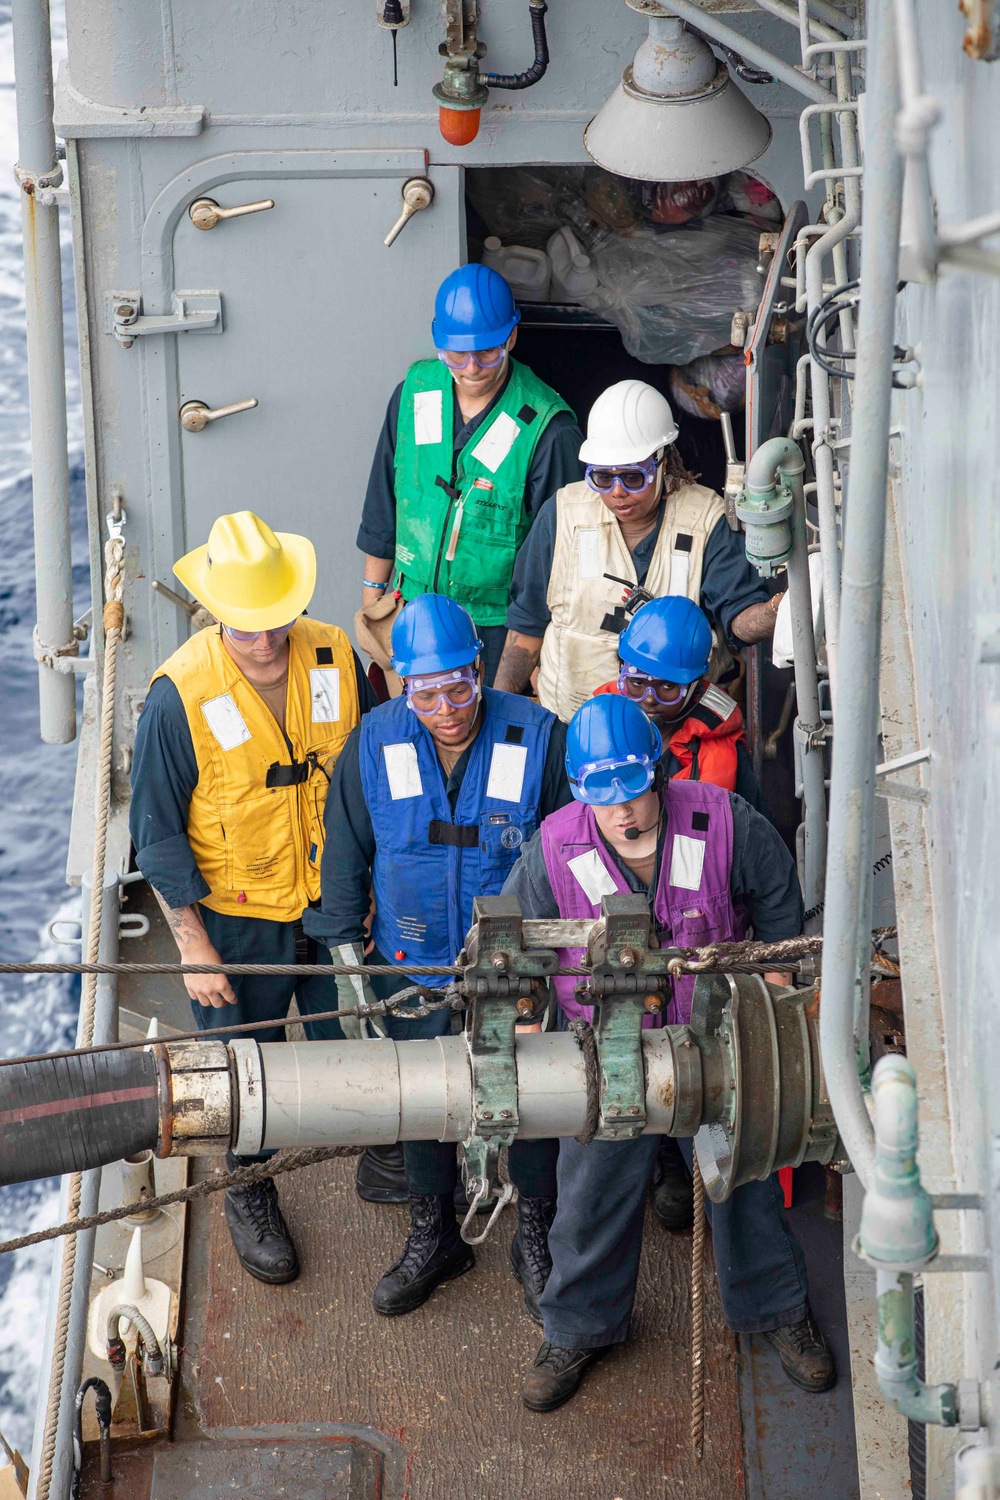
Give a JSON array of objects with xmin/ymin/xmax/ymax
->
[{"xmin": 494, "ymin": 380, "xmax": 781, "ymax": 722}]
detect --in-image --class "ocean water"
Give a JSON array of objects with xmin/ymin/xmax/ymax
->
[{"xmin": 0, "ymin": 0, "xmax": 90, "ymax": 1456}]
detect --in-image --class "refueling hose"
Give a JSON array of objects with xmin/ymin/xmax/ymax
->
[
  {"xmin": 483, "ymin": 0, "xmax": 549, "ymax": 89},
  {"xmin": 0, "ymin": 1049, "xmax": 159, "ymax": 1186}
]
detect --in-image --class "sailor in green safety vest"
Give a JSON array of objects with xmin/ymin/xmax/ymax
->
[{"xmin": 357, "ymin": 264, "xmax": 584, "ymax": 685}]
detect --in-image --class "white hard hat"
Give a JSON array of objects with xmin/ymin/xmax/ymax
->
[{"xmin": 579, "ymin": 379, "xmax": 679, "ymax": 466}]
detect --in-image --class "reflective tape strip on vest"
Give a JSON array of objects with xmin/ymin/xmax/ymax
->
[
  {"xmin": 152, "ymin": 620, "xmax": 359, "ymax": 922},
  {"xmin": 536, "ymin": 480, "xmax": 727, "ymax": 723},
  {"xmin": 359, "ymin": 687, "xmax": 554, "ymax": 984},
  {"xmin": 392, "ymin": 358, "xmax": 573, "ymax": 627},
  {"xmin": 667, "ymin": 683, "xmax": 745, "ymax": 792},
  {"xmin": 540, "ymin": 778, "xmax": 746, "ymax": 1026}
]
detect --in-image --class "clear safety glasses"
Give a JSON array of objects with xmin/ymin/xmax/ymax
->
[
  {"xmin": 585, "ymin": 455, "xmax": 660, "ymax": 495},
  {"xmin": 618, "ymin": 665, "xmax": 689, "ymax": 708},
  {"xmin": 405, "ymin": 664, "xmax": 480, "ymax": 717},
  {"xmin": 223, "ymin": 619, "xmax": 296, "ymax": 644},
  {"xmin": 438, "ymin": 343, "xmax": 508, "ymax": 372},
  {"xmin": 570, "ymin": 754, "xmax": 657, "ymax": 806}
]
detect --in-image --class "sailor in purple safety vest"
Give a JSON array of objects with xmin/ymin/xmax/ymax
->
[{"xmin": 501, "ymin": 695, "xmax": 835, "ymax": 1412}]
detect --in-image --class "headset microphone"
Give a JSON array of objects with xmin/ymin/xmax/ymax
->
[{"xmin": 624, "ymin": 819, "xmax": 659, "ymax": 842}]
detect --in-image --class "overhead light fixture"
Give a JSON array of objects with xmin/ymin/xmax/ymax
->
[{"xmin": 584, "ymin": 2, "xmax": 772, "ymax": 182}]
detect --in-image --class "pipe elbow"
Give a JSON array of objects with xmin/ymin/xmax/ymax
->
[{"xmin": 745, "ymin": 435, "xmax": 805, "ymax": 492}]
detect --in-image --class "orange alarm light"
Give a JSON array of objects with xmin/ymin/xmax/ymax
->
[{"xmin": 439, "ymin": 105, "xmax": 481, "ymax": 145}]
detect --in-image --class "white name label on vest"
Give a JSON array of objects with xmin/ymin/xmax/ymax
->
[
  {"xmin": 486, "ymin": 742, "xmax": 527, "ymax": 803},
  {"xmin": 568, "ymin": 848, "xmax": 620, "ymax": 907},
  {"xmin": 668, "ymin": 549, "xmax": 691, "ymax": 597},
  {"xmin": 201, "ymin": 693, "xmax": 252, "ymax": 752},
  {"xmin": 310, "ymin": 667, "xmax": 341, "ymax": 723},
  {"xmin": 384, "ymin": 741, "xmax": 423, "ymax": 800},
  {"xmin": 577, "ymin": 528, "xmax": 602, "ymax": 580},
  {"xmin": 470, "ymin": 411, "xmax": 520, "ymax": 473},
  {"xmin": 670, "ymin": 834, "xmax": 707, "ymax": 891},
  {"xmin": 414, "ymin": 389, "xmax": 443, "ymax": 446}
]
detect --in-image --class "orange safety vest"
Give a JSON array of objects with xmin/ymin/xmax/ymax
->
[{"xmin": 594, "ymin": 678, "xmax": 746, "ymax": 791}]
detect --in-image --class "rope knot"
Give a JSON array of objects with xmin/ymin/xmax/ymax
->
[{"xmin": 102, "ymin": 600, "xmax": 125, "ymax": 633}]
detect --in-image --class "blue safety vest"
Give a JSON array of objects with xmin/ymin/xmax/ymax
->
[{"xmin": 359, "ymin": 687, "xmax": 554, "ymax": 985}]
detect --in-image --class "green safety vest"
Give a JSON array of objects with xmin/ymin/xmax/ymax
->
[{"xmin": 392, "ymin": 358, "xmax": 573, "ymax": 627}]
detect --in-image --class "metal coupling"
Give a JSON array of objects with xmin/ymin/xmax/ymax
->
[{"xmin": 151, "ymin": 1040, "xmax": 234, "ymax": 1158}]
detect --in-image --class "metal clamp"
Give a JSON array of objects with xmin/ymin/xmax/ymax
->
[
  {"xmin": 459, "ymin": 896, "xmax": 558, "ymax": 1242},
  {"xmin": 588, "ymin": 894, "xmax": 678, "ymax": 1141},
  {"xmin": 107, "ymin": 292, "xmax": 222, "ymax": 348}
]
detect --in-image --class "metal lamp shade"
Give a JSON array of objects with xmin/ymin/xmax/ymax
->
[{"xmin": 584, "ymin": 63, "xmax": 772, "ymax": 182}]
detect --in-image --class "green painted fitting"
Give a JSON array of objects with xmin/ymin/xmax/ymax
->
[
  {"xmin": 874, "ymin": 1272, "xmax": 958, "ymax": 1426},
  {"xmin": 859, "ymin": 1054, "xmax": 938, "ymax": 1266},
  {"xmin": 735, "ymin": 436, "xmax": 803, "ymax": 577}
]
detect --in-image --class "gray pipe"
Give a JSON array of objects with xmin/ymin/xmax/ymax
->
[
  {"xmin": 804, "ymin": 61, "xmax": 862, "ymax": 695},
  {"xmin": 662, "ymin": 0, "xmax": 834, "ymax": 102},
  {"xmin": 744, "ymin": 438, "xmax": 827, "ymax": 918},
  {"xmin": 819, "ymin": 0, "xmax": 904, "ymax": 1193},
  {"xmin": 12, "ymin": 0, "xmax": 75, "ymax": 744}
]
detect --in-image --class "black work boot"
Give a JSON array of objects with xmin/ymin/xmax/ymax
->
[
  {"xmin": 762, "ymin": 1311, "xmax": 836, "ymax": 1392},
  {"xmin": 372, "ymin": 1193, "xmax": 474, "ymax": 1316},
  {"xmin": 224, "ymin": 1174, "xmax": 300, "ymax": 1285},
  {"xmin": 652, "ymin": 1136, "xmax": 694, "ymax": 1231},
  {"xmin": 509, "ymin": 1194, "xmax": 557, "ymax": 1325},
  {"xmin": 355, "ymin": 1144, "xmax": 409, "ymax": 1203},
  {"xmin": 521, "ymin": 1342, "xmax": 610, "ymax": 1412}
]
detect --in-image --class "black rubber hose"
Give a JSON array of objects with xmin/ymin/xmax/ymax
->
[
  {"xmin": 483, "ymin": 0, "xmax": 549, "ymax": 89},
  {"xmin": 0, "ymin": 1048, "xmax": 160, "ymax": 1187}
]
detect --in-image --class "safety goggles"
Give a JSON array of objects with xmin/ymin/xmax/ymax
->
[
  {"xmin": 570, "ymin": 753, "xmax": 658, "ymax": 806},
  {"xmin": 584, "ymin": 455, "xmax": 660, "ymax": 495},
  {"xmin": 405, "ymin": 664, "xmax": 480, "ymax": 717},
  {"xmin": 438, "ymin": 343, "xmax": 508, "ymax": 372},
  {"xmin": 618, "ymin": 665, "xmax": 689, "ymax": 708},
  {"xmin": 223, "ymin": 619, "xmax": 296, "ymax": 644}
]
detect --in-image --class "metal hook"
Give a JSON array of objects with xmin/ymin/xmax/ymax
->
[{"xmin": 459, "ymin": 1179, "xmax": 514, "ymax": 1245}]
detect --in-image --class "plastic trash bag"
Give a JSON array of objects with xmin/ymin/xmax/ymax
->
[
  {"xmin": 720, "ymin": 170, "xmax": 783, "ymax": 223},
  {"xmin": 641, "ymin": 179, "xmax": 720, "ymax": 225},
  {"xmin": 587, "ymin": 217, "xmax": 763, "ymax": 365},
  {"xmin": 669, "ymin": 351, "xmax": 746, "ymax": 419}
]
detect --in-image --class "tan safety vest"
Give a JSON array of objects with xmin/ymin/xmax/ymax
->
[
  {"xmin": 536, "ymin": 480, "xmax": 727, "ymax": 723},
  {"xmin": 151, "ymin": 618, "xmax": 360, "ymax": 922}
]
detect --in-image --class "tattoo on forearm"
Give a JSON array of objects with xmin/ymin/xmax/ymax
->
[
  {"xmin": 494, "ymin": 637, "xmax": 542, "ymax": 695},
  {"xmin": 731, "ymin": 600, "xmax": 779, "ymax": 645},
  {"xmin": 152, "ymin": 889, "xmax": 207, "ymax": 951}
]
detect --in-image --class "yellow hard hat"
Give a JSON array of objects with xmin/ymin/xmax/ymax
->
[{"xmin": 173, "ymin": 511, "xmax": 316, "ymax": 631}]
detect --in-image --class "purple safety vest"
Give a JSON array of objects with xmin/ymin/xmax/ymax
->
[{"xmin": 540, "ymin": 779, "xmax": 747, "ymax": 1027}]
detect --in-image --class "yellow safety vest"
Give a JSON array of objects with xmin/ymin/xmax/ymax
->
[
  {"xmin": 152, "ymin": 619, "xmax": 360, "ymax": 922},
  {"xmin": 537, "ymin": 480, "xmax": 727, "ymax": 722}
]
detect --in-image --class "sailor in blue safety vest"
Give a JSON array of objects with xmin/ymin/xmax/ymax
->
[
  {"xmin": 304, "ymin": 594, "xmax": 573, "ymax": 1319},
  {"xmin": 501, "ymin": 695, "xmax": 835, "ymax": 1411},
  {"xmin": 356, "ymin": 264, "xmax": 584, "ymax": 686}
]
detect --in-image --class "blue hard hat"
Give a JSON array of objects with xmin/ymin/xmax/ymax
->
[
  {"xmin": 391, "ymin": 594, "xmax": 484, "ymax": 677},
  {"xmin": 431, "ymin": 264, "xmax": 521, "ymax": 353},
  {"xmin": 619, "ymin": 596, "xmax": 712, "ymax": 686},
  {"xmin": 565, "ymin": 696, "xmax": 663, "ymax": 806}
]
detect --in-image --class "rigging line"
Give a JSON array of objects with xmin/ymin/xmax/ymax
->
[
  {"xmin": 35, "ymin": 529, "xmax": 126, "ymax": 1500},
  {"xmin": 691, "ymin": 1153, "xmax": 706, "ymax": 1464},
  {"xmin": 0, "ymin": 1146, "xmax": 362, "ymax": 1260}
]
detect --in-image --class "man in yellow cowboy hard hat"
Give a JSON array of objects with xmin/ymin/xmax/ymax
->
[{"xmin": 129, "ymin": 511, "xmax": 377, "ymax": 1285}]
